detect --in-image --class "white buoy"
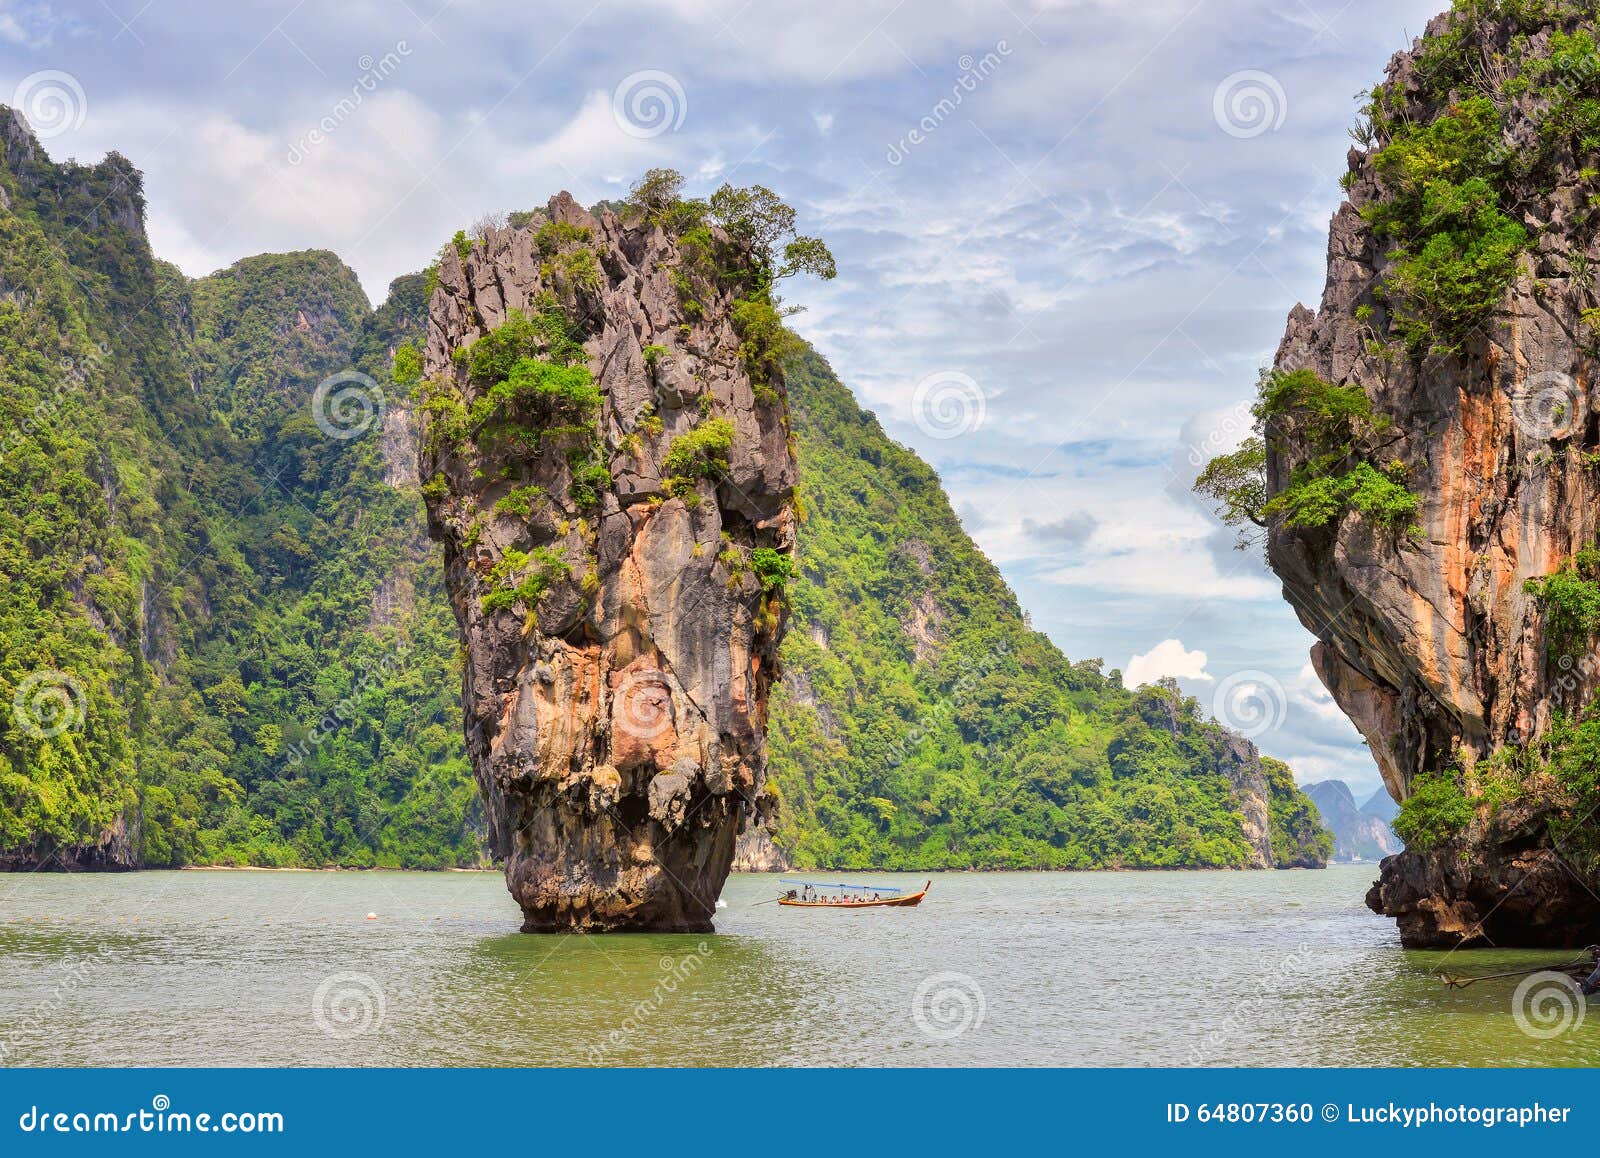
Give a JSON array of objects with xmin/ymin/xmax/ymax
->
[
  {"xmin": 715, "ymin": 898, "xmax": 728, "ymax": 909},
  {"xmin": 366, "ymin": 912, "xmax": 377, "ymax": 920}
]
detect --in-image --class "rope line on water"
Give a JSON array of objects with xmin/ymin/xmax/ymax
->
[{"xmin": 1436, "ymin": 946, "xmax": 1600, "ymax": 989}]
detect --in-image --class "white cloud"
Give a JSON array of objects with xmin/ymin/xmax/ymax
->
[
  {"xmin": 0, "ymin": 0, "xmax": 80, "ymax": 48},
  {"xmin": 480, "ymin": 88, "xmax": 676, "ymax": 190},
  {"xmin": 1289, "ymin": 660, "xmax": 1358, "ymax": 730},
  {"xmin": 1123, "ymin": 638, "xmax": 1212, "ymax": 689}
]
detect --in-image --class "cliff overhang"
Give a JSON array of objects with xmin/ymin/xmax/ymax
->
[{"xmin": 1263, "ymin": 4, "xmax": 1600, "ymax": 947}]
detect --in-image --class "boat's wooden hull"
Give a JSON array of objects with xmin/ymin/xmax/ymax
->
[{"xmin": 776, "ymin": 882, "xmax": 930, "ymax": 909}]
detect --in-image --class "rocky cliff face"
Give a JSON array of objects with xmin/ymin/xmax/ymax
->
[
  {"xmin": 1268, "ymin": 5, "xmax": 1600, "ymax": 945},
  {"xmin": 419, "ymin": 194, "xmax": 796, "ymax": 931}
]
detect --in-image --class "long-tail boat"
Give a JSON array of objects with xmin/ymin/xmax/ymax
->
[{"xmin": 775, "ymin": 880, "xmax": 930, "ymax": 908}]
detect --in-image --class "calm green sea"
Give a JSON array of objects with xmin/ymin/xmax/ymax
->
[{"xmin": 0, "ymin": 865, "xmax": 1594, "ymax": 1066}]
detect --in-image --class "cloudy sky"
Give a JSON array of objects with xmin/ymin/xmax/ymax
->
[{"xmin": 2, "ymin": 0, "xmax": 1449, "ymax": 798}]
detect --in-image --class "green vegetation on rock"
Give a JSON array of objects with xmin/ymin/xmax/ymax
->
[
  {"xmin": 1524, "ymin": 545, "xmax": 1600, "ymax": 658},
  {"xmin": 0, "ymin": 133, "xmax": 1326, "ymax": 873},
  {"xmin": 1354, "ymin": 1, "xmax": 1600, "ymax": 353},
  {"xmin": 1395, "ymin": 705, "xmax": 1600, "ymax": 871},
  {"xmin": 1392, "ymin": 770, "xmax": 1478, "ymax": 850},
  {"xmin": 662, "ymin": 417, "xmax": 734, "ymax": 498},
  {"xmin": 1194, "ymin": 368, "xmax": 1420, "ymax": 547}
]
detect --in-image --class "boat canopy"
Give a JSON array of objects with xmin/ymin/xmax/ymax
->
[{"xmin": 779, "ymin": 880, "xmax": 906, "ymax": 894}]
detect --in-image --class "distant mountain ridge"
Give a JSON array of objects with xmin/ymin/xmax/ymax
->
[
  {"xmin": 1304, "ymin": 780, "xmax": 1400, "ymax": 863},
  {"xmin": 1361, "ymin": 787, "xmax": 1399, "ymax": 824}
]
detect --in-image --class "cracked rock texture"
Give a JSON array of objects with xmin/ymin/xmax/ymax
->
[
  {"xmin": 420, "ymin": 193, "xmax": 796, "ymax": 932},
  {"xmin": 1269, "ymin": 10, "xmax": 1600, "ymax": 946}
]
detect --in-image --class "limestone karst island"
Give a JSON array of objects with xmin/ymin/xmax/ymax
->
[{"xmin": 2, "ymin": 0, "xmax": 1600, "ymax": 1076}]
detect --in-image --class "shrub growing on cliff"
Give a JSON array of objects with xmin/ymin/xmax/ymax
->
[
  {"xmin": 732, "ymin": 294, "xmax": 801, "ymax": 397},
  {"xmin": 625, "ymin": 169, "xmax": 835, "ymax": 301},
  {"xmin": 493, "ymin": 484, "xmax": 545, "ymax": 518},
  {"xmin": 1393, "ymin": 770, "xmax": 1476, "ymax": 850},
  {"xmin": 707, "ymin": 183, "xmax": 837, "ymax": 283},
  {"xmin": 662, "ymin": 417, "xmax": 734, "ymax": 498},
  {"xmin": 751, "ymin": 546, "xmax": 795, "ymax": 592},
  {"xmin": 1192, "ymin": 368, "xmax": 1421, "ymax": 545},
  {"xmin": 1364, "ymin": 142, "xmax": 1527, "ymax": 353},
  {"xmin": 1364, "ymin": 97, "xmax": 1505, "ymax": 232},
  {"xmin": 468, "ymin": 304, "xmax": 584, "ymax": 383},
  {"xmin": 482, "ymin": 357, "xmax": 600, "ymax": 422},
  {"xmin": 1374, "ymin": 179, "xmax": 1527, "ymax": 354},
  {"xmin": 1192, "ymin": 437, "xmax": 1267, "ymax": 550},
  {"xmin": 1398, "ymin": 698, "xmax": 1600, "ymax": 868},
  {"xmin": 534, "ymin": 221, "xmax": 591, "ymax": 255},
  {"xmin": 1351, "ymin": 13, "xmax": 1600, "ymax": 353},
  {"xmin": 543, "ymin": 247, "xmax": 602, "ymax": 295},
  {"xmin": 1264, "ymin": 460, "xmax": 1419, "ymax": 532},
  {"xmin": 622, "ymin": 170, "xmax": 835, "ymax": 418},
  {"xmin": 1256, "ymin": 371, "xmax": 1420, "ymax": 534},
  {"xmin": 628, "ymin": 167, "xmax": 686, "ymax": 213},
  {"xmin": 1524, "ymin": 545, "xmax": 1600, "ymax": 658},
  {"xmin": 458, "ymin": 305, "xmax": 600, "ymax": 465},
  {"xmin": 481, "ymin": 546, "xmax": 570, "ymax": 615},
  {"xmin": 419, "ymin": 380, "xmax": 471, "ymax": 454},
  {"xmin": 566, "ymin": 456, "xmax": 612, "ymax": 511},
  {"xmin": 1535, "ymin": 707, "xmax": 1600, "ymax": 866}
]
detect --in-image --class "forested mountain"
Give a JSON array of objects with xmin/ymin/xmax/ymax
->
[
  {"xmin": 769, "ymin": 350, "xmax": 1330, "ymax": 870},
  {"xmin": 0, "ymin": 108, "xmax": 472, "ymax": 869},
  {"xmin": 0, "ymin": 110, "xmax": 1327, "ymax": 872}
]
